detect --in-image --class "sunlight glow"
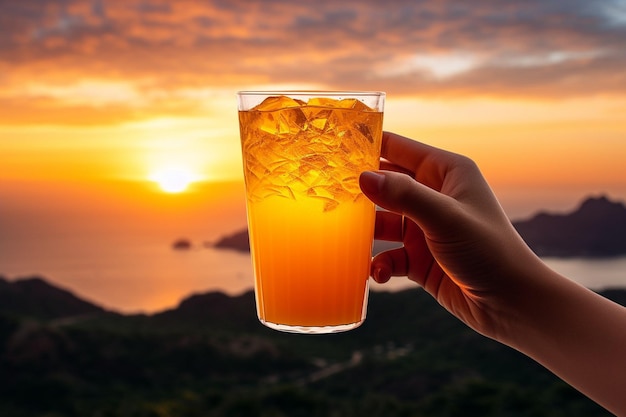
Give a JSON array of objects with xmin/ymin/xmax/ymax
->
[
  {"xmin": 22, "ymin": 80, "xmax": 141, "ymax": 106},
  {"xmin": 149, "ymin": 166, "xmax": 198, "ymax": 193}
]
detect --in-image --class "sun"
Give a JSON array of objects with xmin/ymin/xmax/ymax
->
[{"xmin": 149, "ymin": 166, "xmax": 197, "ymax": 193}]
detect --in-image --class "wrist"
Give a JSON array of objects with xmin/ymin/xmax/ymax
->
[
  {"xmin": 493, "ymin": 262, "xmax": 626, "ymax": 414},
  {"xmin": 481, "ymin": 243, "xmax": 560, "ymax": 346}
]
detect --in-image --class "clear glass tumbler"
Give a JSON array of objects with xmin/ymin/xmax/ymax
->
[{"xmin": 237, "ymin": 91, "xmax": 385, "ymax": 333}]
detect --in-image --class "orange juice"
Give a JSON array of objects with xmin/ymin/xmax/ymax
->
[{"xmin": 238, "ymin": 92, "xmax": 384, "ymax": 333}]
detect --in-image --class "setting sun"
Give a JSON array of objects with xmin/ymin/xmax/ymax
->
[{"xmin": 149, "ymin": 166, "xmax": 197, "ymax": 193}]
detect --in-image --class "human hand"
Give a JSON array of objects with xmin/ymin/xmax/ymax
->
[
  {"xmin": 359, "ymin": 132, "xmax": 542, "ymax": 340},
  {"xmin": 360, "ymin": 132, "xmax": 626, "ymax": 415}
]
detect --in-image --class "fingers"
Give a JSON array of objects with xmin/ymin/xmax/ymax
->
[
  {"xmin": 374, "ymin": 210, "xmax": 404, "ymax": 242},
  {"xmin": 371, "ymin": 247, "xmax": 408, "ymax": 283},
  {"xmin": 379, "ymin": 160, "xmax": 414, "ymax": 177},
  {"xmin": 380, "ymin": 131, "xmax": 471, "ymax": 192},
  {"xmin": 380, "ymin": 131, "xmax": 438, "ymax": 173},
  {"xmin": 360, "ymin": 170, "xmax": 457, "ymax": 233},
  {"xmin": 371, "ymin": 204, "xmax": 437, "ymax": 288}
]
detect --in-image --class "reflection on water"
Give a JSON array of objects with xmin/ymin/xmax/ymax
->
[
  {"xmin": 0, "ymin": 239, "xmax": 255, "ymax": 315},
  {"xmin": 370, "ymin": 257, "xmax": 626, "ymax": 295},
  {"xmin": 2, "ymin": 234, "xmax": 625, "ymax": 315},
  {"xmin": 3, "ymin": 179, "xmax": 625, "ymax": 315},
  {"xmin": 543, "ymin": 257, "xmax": 626, "ymax": 290}
]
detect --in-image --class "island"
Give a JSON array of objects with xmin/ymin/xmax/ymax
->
[
  {"xmin": 512, "ymin": 195, "xmax": 626, "ymax": 257},
  {"xmin": 213, "ymin": 229, "xmax": 250, "ymax": 253}
]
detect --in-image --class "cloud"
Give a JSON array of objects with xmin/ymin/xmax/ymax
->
[{"xmin": 1, "ymin": 0, "xmax": 625, "ymax": 124}]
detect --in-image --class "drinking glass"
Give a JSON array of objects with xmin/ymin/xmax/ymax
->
[{"xmin": 237, "ymin": 91, "xmax": 385, "ymax": 333}]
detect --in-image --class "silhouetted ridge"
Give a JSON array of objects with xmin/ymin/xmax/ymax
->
[
  {"xmin": 513, "ymin": 195, "xmax": 626, "ymax": 257},
  {"xmin": 0, "ymin": 277, "xmax": 617, "ymax": 416},
  {"xmin": 214, "ymin": 195, "xmax": 626, "ymax": 258},
  {"xmin": 213, "ymin": 229, "xmax": 250, "ymax": 252},
  {"xmin": 175, "ymin": 291, "xmax": 255, "ymax": 317},
  {"xmin": 0, "ymin": 276, "xmax": 105, "ymax": 320},
  {"xmin": 153, "ymin": 290, "xmax": 259, "ymax": 331}
]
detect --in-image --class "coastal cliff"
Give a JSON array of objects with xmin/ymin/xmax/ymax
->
[{"xmin": 211, "ymin": 195, "xmax": 626, "ymax": 258}]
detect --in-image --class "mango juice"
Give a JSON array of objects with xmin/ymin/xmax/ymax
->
[
  {"xmin": 238, "ymin": 92, "xmax": 384, "ymax": 333},
  {"xmin": 247, "ymin": 193, "xmax": 376, "ymax": 328}
]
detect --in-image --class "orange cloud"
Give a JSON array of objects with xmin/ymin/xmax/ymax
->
[{"xmin": 0, "ymin": 0, "xmax": 625, "ymax": 126}]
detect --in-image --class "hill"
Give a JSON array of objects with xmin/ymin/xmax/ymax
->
[
  {"xmin": 0, "ymin": 276, "xmax": 619, "ymax": 416},
  {"xmin": 213, "ymin": 229, "xmax": 250, "ymax": 252},
  {"xmin": 0, "ymin": 276, "xmax": 106, "ymax": 320},
  {"xmin": 212, "ymin": 195, "xmax": 626, "ymax": 258},
  {"xmin": 512, "ymin": 195, "xmax": 626, "ymax": 257}
]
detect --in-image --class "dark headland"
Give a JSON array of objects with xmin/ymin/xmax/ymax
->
[
  {"xmin": 0, "ymin": 274, "xmax": 620, "ymax": 416},
  {"xmin": 211, "ymin": 195, "xmax": 626, "ymax": 258},
  {"xmin": 512, "ymin": 195, "xmax": 626, "ymax": 257}
]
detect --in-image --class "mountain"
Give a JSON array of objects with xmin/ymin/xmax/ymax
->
[
  {"xmin": 213, "ymin": 229, "xmax": 250, "ymax": 252},
  {"xmin": 0, "ymin": 276, "xmax": 106, "ymax": 320},
  {"xmin": 512, "ymin": 195, "xmax": 626, "ymax": 257},
  {"xmin": 0, "ymin": 277, "xmax": 618, "ymax": 417},
  {"xmin": 212, "ymin": 195, "xmax": 626, "ymax": 258},
  {"xmin": 211, "ymin": 226, "xmax": 404, "ymax": 255},
  {"xmin": 213, "ymin": 229, "xmax": 401, "ymax": 255},
  {"xmin": 152, "ymin": 290, "xmax": 261, "ymax": 332}
]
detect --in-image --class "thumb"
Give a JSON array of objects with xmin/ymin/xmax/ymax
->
[{"xmin": 359, "ymin": 170, "xmax": 457, "ymax": 230}]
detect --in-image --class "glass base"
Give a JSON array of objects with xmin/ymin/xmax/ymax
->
[{"xmin": 259, "ymin": 318, "xmax": 365, "ymax": 334}]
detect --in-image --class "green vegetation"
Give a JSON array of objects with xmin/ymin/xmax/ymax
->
[{"xmin": 0, "ymin": 282, "xmax": 615, "ymax": 417}]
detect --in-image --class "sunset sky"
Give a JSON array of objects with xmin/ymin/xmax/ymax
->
[
  {"xmin": 1, "ymin": 0, "xmax": 626, "ymax": 311},
  {"xmin": 2, "ymin": 0, "xmax": 626, "ymax": 213}
]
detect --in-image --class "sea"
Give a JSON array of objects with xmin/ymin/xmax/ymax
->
[
  {"xmin": 2, "ymin": 180, "xmax": 626, "ymax": 315},
  {"xmin": 1, "ymin": 230, "xmax": 626, "ymax": 315}
]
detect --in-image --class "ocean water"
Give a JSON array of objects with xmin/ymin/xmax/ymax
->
[
  {"xmin": 0, "ymin": 179, "xmax": 256, "ymax": 313},
  {"xmin": 2, "ymin": 179, "xmax": 625, "ymax": 314},
  {"xmin": 0, "ymin": 235, "xmax": 254, "ymax": 314},
  {"xmin": 542, "ymin": 257, "xmax": 626, "ymax": 290},
  {"xmin": 1, "ymin": 229, "xmax": 625, "ymax": 315}
]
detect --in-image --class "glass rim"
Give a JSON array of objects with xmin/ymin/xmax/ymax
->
[{"xmin": 237, "ymin": 90, "xmax": 386, "ymax": 97}]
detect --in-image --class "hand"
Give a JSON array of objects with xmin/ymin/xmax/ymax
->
[
  {"xmin": 359, "ymin": 132, "xmax": 542, "ymax": 340},
  {"xmin": 360, "ymin": 132, "xmax": 626, "ymax": 415}
]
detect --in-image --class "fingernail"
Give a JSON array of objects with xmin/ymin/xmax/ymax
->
[
  {"xmin": 360, "ymin": 171, "xmax": 385, "ymax": 195},
  {"xmin": 373, "ymin": 265, "xmax": 391, "ymax": 283},
  {"xmin": 373, "ymin": 266, "xmax": 382, "ymax": 282}
]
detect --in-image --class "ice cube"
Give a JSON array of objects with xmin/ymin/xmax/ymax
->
[
  {"xmin": 323, "ymin": 199, "xmax": 340, "ymax": 212},
  {"xmin": 253, "ymin": 96, "xmax": 305, "ymax": 112},
  {"xmin": 276, "ymin": 111, "xmax": 301, "ymax": 135},
  {"xmin": 335, "ymin": 99, "xmax": 374, "ymax": 112},
  {"xmin": 307, "ymin": 97, "xmax": 339, "ymax": 108},
  {"xmin": 306, "ymin": 108, "xmax": 332, "ymax": 132},
  {"xmin": 301, "ymin": 154, "xmax": 328, "ymax": 169},
  {"xmin": 353, "ymin": 122, "xmax": 374, "ymax": 143}
]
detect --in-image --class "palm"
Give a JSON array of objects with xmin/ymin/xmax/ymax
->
[
  {"xmin": 367, "ymin": 132, "xmax": 520, "ymax": 335},
  {"xmin": 398, "ymin": 216, "xmax": 494, "ymax": 333}
]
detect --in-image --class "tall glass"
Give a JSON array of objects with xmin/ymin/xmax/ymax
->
[{"xmin": 237, "ymin": 91, "xmax": 385, "ymax": 334}]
